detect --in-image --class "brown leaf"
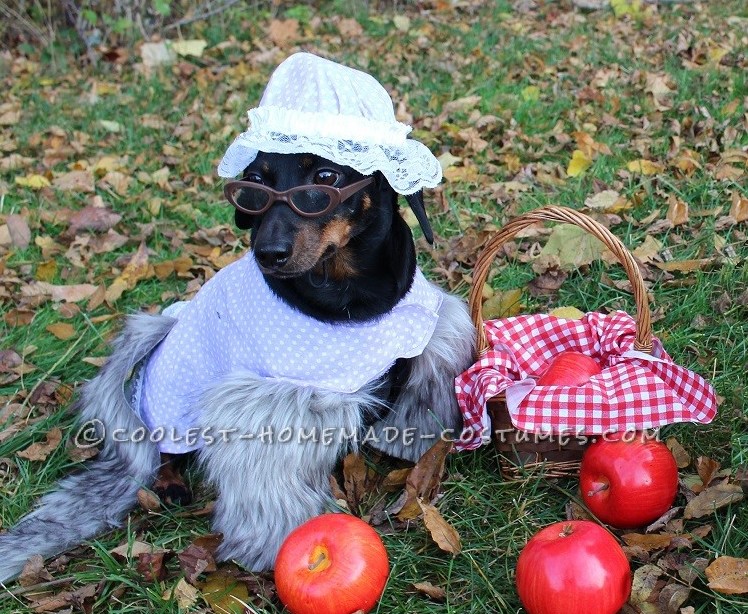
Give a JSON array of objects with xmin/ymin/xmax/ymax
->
[
  {"xmin": 382, "ymin": 467, "xmax": 412, "ymax": 491},
  {"xmin": 23, "ymin": 281, "xmax": 99, "ymax": 303},
  {"xmin": 728, "ymin": 192, "xmax": 748, "ymax": 223},
  {"xmin": 16, "ymin": 427, "xmax": 63, "ymax": 461},
  {"xmin": 622, "ymin": 532, "xmax": 675, "ymax": 551},
  {"xmin": 397, "ymin": 438, "xmax": 452, "ymax": 521},
  {"xmin": 65, "ymin": 205, "xmax": 121, "ymax": 237},
  {"xmin": 6, "ymin": 213, "xmax": 31, "ymax": 248},
  {"xmin": 343, "ymin": 453, "xmax": 369, "ymax": 512},
  {"xmin": 52, "ymin": 169, "xmax": 95, "ymax": 193},
  {"xmin": 628, "ymin": 564, "xmax": 664, "ymax": 612},
  {"xmin": 110, "ymin": 540, "xmax": 162, "ymax": 560},
  {"xmin": 419, "ymin": 500, "xmax": 461, "ymax": 554},
  {"xmin": 666, "ymin": 195, "xmax": 690, "ymax": 226},
  {"xmin": 337, "ymin": 18, "xmax": 364, "ymax": 37},
  {"xmin": 412, "ymin": 581, "xmax": 447, "ymax": 601},
  {"xmin": 268, "ymin": 19, "xmax": 299, "ymax": 46},
  {"xmin": 137, "ymin": 550, "xmax": 170, "ymax": 582},
  {"xmin": 46, "ymin": 322, "xmax": 76, "ymax": 340},
  {"xmin": 696, "ymin": 456, "xmax": 721, "ymax": 487},
  {"xmin": 4, "ymin": 308, "xmax": 35, "ymax": 327},
  {"xmin": 179, "ymin": 543, "xmax": 217, "ymax": 583},
  {"xmin": 18, "ymin": 554, "xmax": 54, "ymax": 587},
  {"xmin": 683, "ymin": 481, "xmax": 744, "ymax": 519},
  {"xmin": 658, "ymin": 582, "xmax": 690, "ymax": 614},
  {"xmin": 666, "ymin": 438, "xmax": 691, "ymax": 469},
  {"xmin": 705, "ymin": 556, "xmax": 748, "ymax": 595}
]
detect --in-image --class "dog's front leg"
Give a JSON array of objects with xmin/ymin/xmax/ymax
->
[
  {"xmin": 369, "ymin": 291, "xmax": 476, "ymax": 462},
  {"xmin": 197, "ymin": 373, "xmax": 371, "ymax": 571}
]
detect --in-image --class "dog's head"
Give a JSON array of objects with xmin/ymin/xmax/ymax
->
[{"xmin": 225, "ymin": 152, "xmax": 433, "ymax": 280}]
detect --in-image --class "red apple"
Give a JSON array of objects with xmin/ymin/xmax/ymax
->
[
  {"xmin": 580, "ymin": 434, "xmax": 678, "ymax": 528},
  {"xmin": 536, "ymin": 351, "xmax": 602, "ymax": 386},
  {"xmin": 274, "ymin": 514, "xmax": 389, "ymax": 614},
  {"xmin": 516, "ymin": 520, "xmax": 631, "ymax": 614}
]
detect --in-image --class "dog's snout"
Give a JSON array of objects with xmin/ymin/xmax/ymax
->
[{"xmin": 255, "ymin": 242, "xmax": 293, "ymax": 269}]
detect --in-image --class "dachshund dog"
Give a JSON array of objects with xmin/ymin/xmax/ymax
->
[{"xmin": 0, "ymin": 152, "xmax": 475, "ymax": 582}]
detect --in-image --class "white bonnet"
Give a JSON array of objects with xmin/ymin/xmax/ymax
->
[{"xmin": 217, "ymin": 52, "xmax": 442, "ymax": 195}]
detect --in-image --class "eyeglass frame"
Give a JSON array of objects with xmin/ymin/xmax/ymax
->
[{"xmin": 224, "ymin": 175, "xmax": 375, "ymax": 218}]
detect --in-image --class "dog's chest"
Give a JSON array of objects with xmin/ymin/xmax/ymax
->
[{"xmin": 134, "ymin": 252, "xmax": 442, "ymax": 453}]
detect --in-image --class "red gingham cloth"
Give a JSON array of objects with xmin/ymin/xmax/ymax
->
[{"xmin": 454, "ymin": 311, "xmax": 718, "ymax": 451}]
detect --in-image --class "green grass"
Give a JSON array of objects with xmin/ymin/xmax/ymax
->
[{"xmin": 1, "ymin": 0, "xmax": 747, "ymax": 612}]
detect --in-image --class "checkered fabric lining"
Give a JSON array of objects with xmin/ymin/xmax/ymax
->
[{"xmin": 454, "ymin": 311, "xmax": 718, "ymax": 451}]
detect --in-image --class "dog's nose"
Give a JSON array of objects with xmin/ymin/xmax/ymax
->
[{"xmin": 255, "ymin": 242, "xmax": 292, "ymax": 269}]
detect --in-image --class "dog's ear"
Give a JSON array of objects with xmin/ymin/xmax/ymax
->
[{"xmin": 404, "ymin": 191, "xmax": 434, "ymax": 244}]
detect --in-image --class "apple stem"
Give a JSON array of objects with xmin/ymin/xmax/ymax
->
[
  {"xmin": 308, "ymin": 551, "xmax": 328, "ymax": 571},
  {"xmin": 560, "ymin": 524, "xmax": 575, "ymax": 538}
]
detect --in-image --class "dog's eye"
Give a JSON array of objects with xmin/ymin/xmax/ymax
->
[
  {"xmin": 244, "ymin": 173, "xmax": 264, "ymax": 184},
  {"xmin": 313, "ymin": 170, "xmax": 340, "ymax": 186}
]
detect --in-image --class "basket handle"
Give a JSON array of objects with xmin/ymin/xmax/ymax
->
[{"xmin": 469, "ymin": 205, "xmax": 653, "ymax": 355}]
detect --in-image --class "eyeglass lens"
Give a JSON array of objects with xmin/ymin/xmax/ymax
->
[{"xmin": 230, "ymin": 185, "xmax": 333, "ymax": 214}]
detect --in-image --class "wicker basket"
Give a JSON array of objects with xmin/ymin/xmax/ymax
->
[{"xmin": 468, "ymin": 206, "xmax": 654, "ymax": 479}]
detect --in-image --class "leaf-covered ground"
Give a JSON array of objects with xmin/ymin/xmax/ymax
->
[{"xmin": 1, "ymin": 1, "xmax": 747, "ymax": 612}]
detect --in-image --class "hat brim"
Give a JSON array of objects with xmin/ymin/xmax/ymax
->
[{"xmin": 217, "ymin": 132, "xmax": 442, "ymax": 196}]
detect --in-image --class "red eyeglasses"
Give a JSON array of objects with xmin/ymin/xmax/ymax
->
[{"xmin": 224, "ymin": 176, "xmax": 375, "ymax": 218}]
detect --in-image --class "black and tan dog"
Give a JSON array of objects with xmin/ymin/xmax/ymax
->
[{"xmin": 0, "ymin": 152, "xmax": 475, "ymax": 581}]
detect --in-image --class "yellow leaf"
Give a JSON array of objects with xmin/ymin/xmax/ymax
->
[
  {"xmin": 169, "ymin": 39, "xmax": 207, "ymax": 58},
  {"xmin": 105, "ymin": 242, "xmax": 150, "ymax": 304},
  {"xmin": 521, "ymin": 86, "xmax": 540, "ymax": 102},
  {"xmin": 98, "ymin": 119, "xmax": 122, "ymax": 133},
  {"xmin": 548, "ymin": 306, "xmax": 585, "ymax": 320},
  {"xmin": 566, "ymin": 150, "xmax": 592, "ymax": 177},
  {"xmin": 482, "ymin": 288, "xmax": 523, "ymax": 319},
  {"xmin": 611, "ymin": 0, "xmax": 643, "ymax": 17},
  {"xmin": 15, "ymin": 174, "xmax": 51, "ymax": 189},
  {"xmin": 540, "ymin": 224, "xmax": 606, "ymax": 270},
  {"xmin": 627, "ymin": 159, "xmax": 664, "ymax": 175},
  {"xmin": 199, "ymin": 571, "xmax": 251, "ymax": 614}
]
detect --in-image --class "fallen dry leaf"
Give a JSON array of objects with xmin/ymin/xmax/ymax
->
[
  {"xmin": 105, "ymin": 241, "xmax": 150, "ymax": 303},
  {"xmin": 397, "ymin": 438, "xmax": 452, "ymax": 521},
  {"xmin": 705, "ymin": 556, "xmax": 748, "ymax": 595},
  {"xmin": 137, "ymin": 550, "xmax": 170, "ymax": 583},
  {"xmin": 666, "ymin": 196, "xmax": 690, "ymax": 226},
  {"xmin": 6, "ymin": 213, "xmax": 31, "ymax": 248},
  {"xmin": 179, "ymin": 542, "xmax": 218, "ymax": 584},
  {"xmin": 481, "ymin": 288, "xmax": 523, "ymax": 319},
  {"xmin": 683, "ymin": 481, "xmax": 743, "ymax": 519},
  {"xmin": 697, "ymin": 456, "xmax": 721, "ymax": 487},
  {"xmin": 166, "ymin": 577, "xmax": 200, "ymax": 608},
  {"xmin": 419, "ymin": 499, "xmax": 461, "ymax": 555},
  {"xmin": 628, "ymin": 159, "xmax": 664, "ymax": 175},
  {"xmin": 666, "ymin": 437, "xmax": 691, "ymax": 469},
  {"xmin": 46, "ymin": 322, "xmax": 76, "ymax": 340},
  {"xmin": 567, "ymin": 149, "xmax": 592, "ymax": 177},
  {"xmin": 16, "ymin": 427, "xmax": 63, "ymax": 461},
  {"xmin": 539, "ymin": 224, "xmax": 606, "ymax": 270},
  {"xmin": 412, "ymin": 581, "xmax": 447, "ymax": 601},
  {"xmin": 198, "ymin": 570, "xmax": 250, "ymax": 612}
]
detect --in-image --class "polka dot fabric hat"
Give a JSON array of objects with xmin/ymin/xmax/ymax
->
[{"xmin": 217, "ymin": 52, "xmax": 442, "ymax": 195}]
